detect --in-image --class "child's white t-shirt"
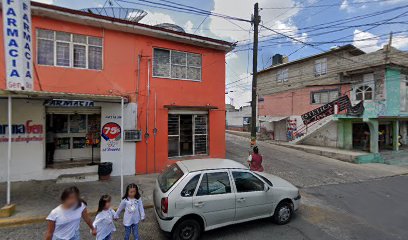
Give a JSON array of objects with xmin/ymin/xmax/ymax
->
[
  {"xmin": 46, "ymin": 202, "xmax": 86, "ymax": 240},
  {"xmin": 93, "ymin": 208, "xmax": 116, "ymax": 240},
  {"xmin": 114, "ymin": 198, "xmax": 145, "ymax": 226}
]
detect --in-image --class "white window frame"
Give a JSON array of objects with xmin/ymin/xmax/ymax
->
[
  {"xmin": 153, "ymin": 48, "xmax": 202, "ymax": 81},
  {"xmin": 352, "ymin": 73, "xmax": 375, "ymax": 102},
  {"xmin": 314, "ymin": 58, "xmax": 327, "ymax": 77},
  {"xmin": 276, "ymin": 68, "xmax": 288, "ymax": 83},
  {"xmin": 36, "ymin": 29, "xmax": 103, "ymax": 70},
  {"xmin": 55, "ymin": 32, "xmax": 71, "ymax": 67},
  {"xmin": 311, "ymin": 89, "xmax": 339, "ymax": 104}
]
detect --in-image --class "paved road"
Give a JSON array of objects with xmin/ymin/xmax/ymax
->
[
  {"xmin": 226, "ymin": 133, "xmax": 408, "ymax": 188},
  {"xmin": 2, "ymin": 134, "xmax": 408, "ymax": 239}
]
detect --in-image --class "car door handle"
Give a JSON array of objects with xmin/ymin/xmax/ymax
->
[
  {"xmin": 237, "ymin": 197, "xmax": 246, "ymax": 202},
  {"xmin": 194, "ymin": 202, "xmax": 204, "ymax": 208}
]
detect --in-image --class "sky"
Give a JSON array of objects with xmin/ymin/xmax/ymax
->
[{"xmin": 33, "ymin": 0, "xmax": 408, "ymax": 107}]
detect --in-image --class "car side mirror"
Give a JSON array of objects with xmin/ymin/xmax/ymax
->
[{"xmin": 264, "ymin": 185, "xmax": 270, "ymax": 192}]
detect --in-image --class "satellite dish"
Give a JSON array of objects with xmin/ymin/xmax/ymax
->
[
  {"xmin": 155, "ymin": 23, "xmax": 185, "ymax": 33},
  {"xmin": 81, "ymin": 7, "xmax": 147, "ymax": 23}
]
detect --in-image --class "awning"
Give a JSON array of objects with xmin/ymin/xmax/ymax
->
[
  {"xmin": 164, "ymin": 105, "xmax": 218, "ymax": 110},
  {"xmin": 0, "ymin": 90, "xmax": 128, "ymax": 103},
  {"xmin": 259, "ymin": 116, "xmax": 289, "ymax": 122}
]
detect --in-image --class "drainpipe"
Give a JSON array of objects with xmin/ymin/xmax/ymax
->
[
  {"xmin": 153, "ymin": 92, "xmax": 158, "ymax": 173},
  {"xmin": 145, "ymin": 60, "xmax": 151, "ymax": 174},
  {"xmin": 120, "ymin": 97, "xmax": 124, "ymax": 197},
  {"xmin": 7, "ymin": 96, "xmax": 12, "ymax": 205},
  {"xmin": 136, "ymin": 54, "xmax": 141, "ymax": 105}
]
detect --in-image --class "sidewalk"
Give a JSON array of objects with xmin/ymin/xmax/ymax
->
[{"xmin": 0, "ymin": 174, "xmax": 158, "ymax": 227}]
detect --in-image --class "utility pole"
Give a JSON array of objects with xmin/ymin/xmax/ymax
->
[{"xmin": 250, "ymin": 3, "xmax": 260, "ymax": 146}]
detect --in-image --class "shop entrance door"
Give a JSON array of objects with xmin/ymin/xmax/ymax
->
[{"xmin": 46, "ymin": 110, "xmax": 101, "ymax": 163}]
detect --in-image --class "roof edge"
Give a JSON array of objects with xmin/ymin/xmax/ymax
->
[
  {"xmin": 0, "ymin": 1, "xmax": 235, "ymax": 52},
  {"xmin": 258, "ymin": 45, "xmax": 365, "ymax": 74}
]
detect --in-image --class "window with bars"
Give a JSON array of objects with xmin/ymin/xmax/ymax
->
[
  {"xmin": 311, "ymin": 89, "xmax": 339, "ymax": 104},
  {"xmin": 37, "ymin": 29, "xmax": 103, "ymax": 70},
  {"xmin": 153, "ymin": 48, "xmax": 202, "ymax": 81},
  {"xmin": 168, "ymin": 114, "xmax": 208, "ymax": 157},
  {"xmin": 276, "ymin": 68, "xmax": 288, "ymax": 82},
  {"xmin": 314, "ymin": 58, "xmax": 327, "ymax": 77}
]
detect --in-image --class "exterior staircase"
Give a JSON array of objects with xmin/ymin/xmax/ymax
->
[{"xmin": 290, "ymin": 115, "xmax": 334, "ymax": 144}]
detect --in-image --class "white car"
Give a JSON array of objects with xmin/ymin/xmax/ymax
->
[{"xmin": 153, "ymin": 159, "xmax": 301, "ymax": 240}]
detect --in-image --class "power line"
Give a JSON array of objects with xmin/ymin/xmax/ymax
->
[
  {"xmin": 116, "ymin": 0, "xmax": 251, "ymax": 22},
  {"xmin": 262, "ymin": 0, "xmax": 405, "ymax": 9},
  {"xmin": 238, "ymin": 5, "xmax": 408, "ymax": 46},
  {"xmin": 238, "ymin": 5, "xmax": 408, "ymax": 45}
]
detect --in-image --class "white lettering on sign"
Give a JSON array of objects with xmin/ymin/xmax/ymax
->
[{"xmin": 2, "ymin": 0, "xmax": 33, "ymax": 91}]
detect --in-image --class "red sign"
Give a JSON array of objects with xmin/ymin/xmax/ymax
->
[{"xmin": 101, "ymin": 122, "xmax": 121, "ymax": 141}]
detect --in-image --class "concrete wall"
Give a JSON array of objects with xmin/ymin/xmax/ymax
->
[
  {"xmin": 226, "ymin": 106, "xmax": 251, "ymax": 130},
  {"xmin": 303, "ymin": 121, "xmax": 338, "ymax": 147},
  {"xmin": 258, "ymin": 48, "xmax": 361, "ymax": 96},
  {"xmin": 258, "ymin": 85, "xmax": 351, "ymax": 117}
]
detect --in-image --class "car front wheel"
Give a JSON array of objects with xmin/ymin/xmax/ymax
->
[
  {"xmin": 172, "ymin": 219, "xmax": 201, "ymax": 240},
  {"xmin": 273, "ymin": 201, "xmax": 293, "ymax": 225}
]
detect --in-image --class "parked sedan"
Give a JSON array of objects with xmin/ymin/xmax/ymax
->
[{"xmin": 153, "ymin": 159, "xmax": 301, "ymax": 240}]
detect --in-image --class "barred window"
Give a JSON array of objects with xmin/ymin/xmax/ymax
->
[
  {"xmin": 276, "ymin": 68, "xmax": 288, "ymax": 82},
  {"xmin": 311, "ymin": 89, "xmax": 339, "ymax": 104},
  {"xmin": 37, "ymin": 29, "xmax": 54, "ymax": 66},
  {"xmin": 36, "ymin": 29, "xmax": 103, "ymax": 70},
  {"xmin": 153, "ymin": 48, "xmax": 202, "ymax": 81},
  {"xmin": 314, "ymin": 58, "xmax": 327, "ymax": 76},
  {"xmin": 168, "ymin": 114, "xmax": 208, "ymax": 157}
]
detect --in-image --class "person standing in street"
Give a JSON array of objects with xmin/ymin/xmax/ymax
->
[
  {"xmin": 247, "ymin": 146, "xmax": 264, "ymax": 172},
  {"xmin": 46, "ymin": 127, "xmax": 56, "ymax": 166},
  {"xmin": 45, "ymin": 186, "xmax": 96, "ymax": 240},
  {"xmin": 115, "ymin": 183, "xmax": 145, "ymax": 240},
  {"xmin": 93, "ymin": 195, "xmax": 116, "ymax": 240}
]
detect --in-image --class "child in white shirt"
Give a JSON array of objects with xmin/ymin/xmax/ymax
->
[
  {"xmin": 45, "ymin": 186, "xmax": 96, "ymax": 240},
  {"xmin": 115, "ymin": 183, "xmax": 145, "ymax": 240},
  {"xmin": 93, "ymin": 195, "xmax": 116, "ymax": 240}
]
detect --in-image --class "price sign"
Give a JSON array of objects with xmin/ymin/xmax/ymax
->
[{"xmin": 101, "ymin": 122, "xmax": 121, "ymax": 141}]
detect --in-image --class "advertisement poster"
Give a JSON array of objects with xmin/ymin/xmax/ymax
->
[{"xmin": 101, "ymin": 122, "xmax": 121, "ymax": 152}]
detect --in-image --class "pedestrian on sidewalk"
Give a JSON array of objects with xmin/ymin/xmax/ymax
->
[
  {"xmin": 247, "ymin": 146, "xmax": 264, "ymax": 172},
  {"xmin": 45, "ymin": 186, "xmax": 96, "ymax": 240},
  {"xmin": 114, "ymin": 183, "xmax": 145, "ymax": 240},
  {"xmin": 93, "ymin": 195, "xmax": 116, "ymax": 240}
]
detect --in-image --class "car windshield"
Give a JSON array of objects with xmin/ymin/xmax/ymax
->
[{"xmin": 158, "ymin": 163, "xmax": 184, "ymax": 193}]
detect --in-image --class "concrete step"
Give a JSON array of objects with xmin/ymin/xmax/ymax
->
[
  {"xmin": 56, "ymin": 172, "xmax": 99, "ymax": 184},
  {"xmin": 384, "ymin": 159, "xmax": 408, "ymax": 166}
]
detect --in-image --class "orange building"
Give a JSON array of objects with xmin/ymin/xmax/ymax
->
[{"xmin": 0, "ymin": 2, "xmax": 233, "ymax": 182}]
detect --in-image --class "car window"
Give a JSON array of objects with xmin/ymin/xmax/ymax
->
[
  {"xmin": 158, "ymin": 163, "xmax": 184, "ymax": 193},
  {"xmin": 181, "ymin": 174, "xmax": 201, "ymax": 197},
  {"xmin": 232, "ymin": 171, "xmax": 265, "ymax": 193},
  {"xmin": 196, "ymin": 172, "xmax": 231, "ymax": 196},
  {"xmin": 254, "ymin": 172, "xmax": 273, "ymax": 186}
]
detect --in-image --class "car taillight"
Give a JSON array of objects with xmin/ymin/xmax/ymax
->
[{"xmin": 161, "ymin": 197, "xmax": 168, "ymax": 214}]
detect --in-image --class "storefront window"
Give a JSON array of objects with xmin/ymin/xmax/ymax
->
[
  {"xmin": 56, "ymin": 137, "xmax": 70, "ymax": 149},
  {"xmin": 73, "ymin": 137, "xmax": 87, "ymax": 149},
  {"xmin": 52, "ymin": 115, "xmax": 68, "ymax": 133},
  {"xmin": 70, "ymin": 115, "xmax": 87, "ymax": 133},
  {"xmin": 168, "ymin": 114, "xmax": 208, "ymax": 157}
]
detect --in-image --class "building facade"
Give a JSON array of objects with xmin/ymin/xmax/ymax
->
[
  {"xmin": 0, "ymin": 2, "xmax": 233, "ymax": 182},
  {"xmin": 257, "ymin": 44, "xmax": 408, "ymax": 160}
]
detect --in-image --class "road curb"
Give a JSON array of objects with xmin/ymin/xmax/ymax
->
[{"xmin": 0, "ymin": 204, "xmax": 154, "ymax": 228}]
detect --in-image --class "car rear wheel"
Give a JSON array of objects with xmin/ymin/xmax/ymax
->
[
  {"xmin": 273, "ymin": 201, "xmax": 293, "ymax": 225},
  {"xmin": 172, "ymin": 219, "xmax": 201, "ymax": 240}
]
